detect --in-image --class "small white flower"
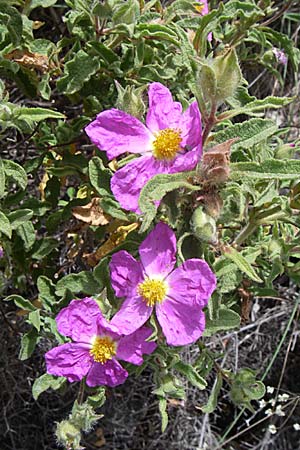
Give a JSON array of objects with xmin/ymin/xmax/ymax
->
[
  {"xmin": 275, "ymin": 405, "xmax": 285, "ymax": 417},
  {"xmin": 268, "ymin": 424, "xmax": 277, "ymax": 434},
  {"xmin": 278, "ymin": 393, "xmax": 289, "ymax": 403},
  {"xmin": 270, "ymin": 399, "xmax": 276, "ymax": 407},
  {"xmin": 265, "ymin": 408, "xmax": 273, "ymax": 416},
  {"xmin": 293, "ymin": 423, "xmax": 300, "ymax": 431},
  {"xmin": 259, "ymin": 399, "xmax": 267, "ymax": 408},
  {"xmin": 267, "ymin": 386, "xmax": 275, "ymax": 394}
]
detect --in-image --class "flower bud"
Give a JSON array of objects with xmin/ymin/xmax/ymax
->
[
  {"xmin": 115, "ymin": 81, "xmax": 145, "ymax": 119},
  {"xmin": 275, "ymin": 143, "xmax": 296, "ymax": 159},
  {"xmin": 212, "ymin": 48, "xmax": 242, "ymax": 103},
  {"xmin": 191, "ymin": 206, "xmax": 217, "ymax": 244},
  {"xmin": 56, "ymin": 420, "xmax": 82, "ymax": 449}
]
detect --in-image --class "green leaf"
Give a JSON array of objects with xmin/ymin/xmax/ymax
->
[
  {"xmin": 158, "ymin": 397, "xmax": 168, "ymax": 432},
  {"xmin": 174, "ymin": 361, "xmax": 207, "ymax": 390},
  {"xmin": 55, "ymin": 271, "xmax": 100, "ymax": 297},
  {"xmin": 31, "ymin": 238, "xmax": 58, "ymax": 260},
  {"xmin": 4, "ymin": 294, "xmax": 36, "ymax": 312},
  {"xmin": 201, "ymin": 372, "xmax": 223, "ymax": 413},
  {"xmin": 231, "ymin": 159, "xmax": 300, "ymax": 181},
  {"xmin": 139, "ymin": 171, "xmax": 197, "ymax": 232},
  {"xmin": 8, "ymin": 209, "xmax": 33, "ymax": 230},
  {"xmin": 0, "ymin": 210, "xmax": 12, "ymax": 238},
  {"xmin": 16, "ymin": 222, "xmax": 36, "ymax": 251},
  {"xmin": 222, "ymin": 96, "xmax": 293, "ymax": 119},
  {"xmin": 0, "ymin": 158, "xmax": 5, "ymax": 199},
  {"xmin": 136, "ymin": 23, "xmax": 180, "ymax": 46},
  {"xmin": 204, "ymin": 307, "xmax": 241, "ymax": 336},
  {"xmin": 0, "ymin": 5, "xmax": 22, "ymax": 45},
  {"xmin": 27, "ymin": 0, "xmax": 58, "ymax": 12},
  {"xmin": 3, "ymin": 160, "xmax": 27, "ymax": 190},
  {"xmin": 222, "ymin": 245, "xmax": 263, "ymax": 283},
  {"xmin": 19, "ymin": 328, "xmax": 39, "ymax": 360},
  {"xmin": 16, "ymin": 107, "xmax": 65, "ymax": 122},
  {"xmin": 37, "ymin": 276, "xmax": 57, "ymax": 309},
  {"xmin": 57, "ymin": 50, "xmax": 101, "ymax": 95},
  {"xmin": 32, "ymin": 373, "xmax": 66, "ymax": 401},
  {"xmin": 212, "ymin": 118, "xmax": 277, "ymax": 149},
  {"xmin": 28, "ymin": 309, "xmax": 41, "ymax": 332},
  {"xmin": 88, "ymin": 157, "xmax": 112, "ymax": 197}
]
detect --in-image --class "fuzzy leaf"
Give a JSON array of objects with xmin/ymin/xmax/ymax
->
[
  {"xmin": 55, "ymin": 271, "xmax": 100, "ymax": 297},
  {"xmin": 57, "ymin": 50, "xmax": 101, "ymax": 95},
  {"xmin": 0, "ymin": 210, "xmax": 12, "ymax": 238},
  {"xmin": 4, "ymin": 294, "xmax": 36, "ymax": 312},
  {"xmin": 16, "ymin": 222, "xmax": 36, "ymax": 251},
  {"xmin": 204, "ymin": 307, "xmax": 241, "ymax": 336},
  {"xmin": 3, "ymin": 160, "xmax": 27, "ymax": 190},
  {"xmin": 212, "ymin": 118, "xmax": 277, "ymax": 149},
  {"xmin": 16, "ymin": 108, "xmax": 65, "ymax": 122},
  {"xmin": 139, "ymin": 171, "xmax": 197, "ymax": 232},
  {"xmin": 222, "ymin": 246, "xmax": 263, "ymax": 283},
  {"xmin": 32, "ymin": 373, "xmax": 66, "ymax": 400},
  {"xmin": 88, "ymin": 157, "xmax": 112, "ymax": 197},
  {"xmin": 19, "ymin": 328, "xmax": 39, "ymax": 360},
  {"xmin": 231, "ymin": 159, "xmax": 300, "ymax": 180},
  {"xmin": 174, "ymin": 361, "xmax": 207, "ymax": 390},
  {"xmin": 201, "ymin": 372, "xmax": 223, "ymax": 413}
]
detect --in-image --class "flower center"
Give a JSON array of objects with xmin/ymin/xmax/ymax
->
[
  {"xmin": 137, "ymin": 278, "xmax": 167, "ymax": 307},
  {"xmin": 152, "ymin": 128, "xmax": 182, "ymax": 161},
  {"xmin": 90, "ymin": 336, "xmax": 116, "ymax": 364}
]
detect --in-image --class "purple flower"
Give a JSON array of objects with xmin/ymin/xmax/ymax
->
[
  {"xmin": 272, "ymin": 48, "xmax": 288, "ymax": 65},
  {"xmin": 109, "ymin": 223, "xmax": 216, "ymax": 346},
  {"xmin": 0, "ymin": 246, "xmax": 3, "ymax": 258},
  {"xmin": 45, "ymin": 298, "xmax": 156, "ymax": 387},
  {"xmin": 85, "ymin": 82, "xmax": 202, "ymax": 213},
  {"xmin": 195, "ymin": 0, "xmax": 209, "ymax": 15}
]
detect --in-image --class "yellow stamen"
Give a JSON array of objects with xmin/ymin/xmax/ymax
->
[
  {"xmin": 137, "ymin": 278, "xmax": 167, "ymax": 307},
  {"xmin": 152, "ymin": 128, "xmax": 182, "ymax": 161},
  {"xmin": 90, "ymin": 336, "xmax": 116, "ymax": 364}
]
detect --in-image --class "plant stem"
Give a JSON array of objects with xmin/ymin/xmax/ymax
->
[{"xmin": 234, "ymin": 221, "xmax": 257, "ymax": 246}]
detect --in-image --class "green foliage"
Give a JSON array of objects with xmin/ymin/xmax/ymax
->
[{"xmin": 0, "ymin": 0, "xmax": 299, "ymax": 445}]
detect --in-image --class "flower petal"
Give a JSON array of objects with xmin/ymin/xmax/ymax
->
[
  {"xmin": 116, "ymin": 326, "xmax": 156, "ymax": 365},
  {"xmin": 166, "ymin": 259, "xmax": 216, "ymax": 308},
  {"xmin": 139, "ymin": 222, "xmax": 176, "ymax": 278},
  {"xmin": 110, "ymin": 294, "xmax": 153, "ymax": 335},
  {"xmin": 85, "ymin": 109, "xmax": 153, "ymax": 160},
  {"xmin": 110, "ymin": 251, "xmax": 143, "ymax": 298},
  {"xmin": 156, "ymin": 300, "xmax": 206, "ymax": 346},
  {"xmin": 178, "ymin": 101, "xmax": 202, "ymax": 150},
  {"xmin": 86, "ymin": 359, "xmax": 128, "ymax": 387},
  {"xmin": 111, "ymin": 154, "xmax": 162, "ymax": 213},
  {"xmin": 45, "ymin": 343, "xmax": 92, "ymax": 382},
  {"xmin": 170, "ymin": 143, "xmax": 202, "ymax": 174},
  {"xmin": 146, "ymin": 82, "xmax": 182, "ymax": 133},
  {"xmin": 56, "ymin": 297, "xmax": 101, "ymax": 342}
]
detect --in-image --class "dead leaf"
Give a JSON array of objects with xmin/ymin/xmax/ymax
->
[
  {"xmin": 201, "ymin": 138, "xmax": 238, "ymax": 185},
  {"xmin": 72, "ymin": 198, "xmax": 110, "ymax": 226},
  {"xmin": 4, "ymin": 50, "xmax": 52, "ymax": 73},
  {"xmin": 85, "ymin": 221, "xmax": 139, "ymax": 267}
]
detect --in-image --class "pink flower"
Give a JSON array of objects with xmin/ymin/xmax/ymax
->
[
  {"xmin": 109, "ymin": 223, "xmax": 216, "ymax": 346},
  {"xmin": 45, "ymin": 298, "xmax": 156, "ymax": 387},
  {"xmin": 272, "ymin": 48, "xmax": 288, "ymax": 65},
  {"xmin": 85, "ymin": 82, "xmax": 202, "ymax": 213}
]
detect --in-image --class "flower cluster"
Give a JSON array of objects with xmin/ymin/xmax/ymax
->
[{"xmin": 46, "ymin": 83, "xmax": 217, "ymax": 388}]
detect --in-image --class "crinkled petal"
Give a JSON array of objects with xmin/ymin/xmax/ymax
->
[
  {"xmin": 86, "ymin": 359, "xmax": 128, "ymax": 387},
  {"xmin": 170, "ymin": 143, "xmax": 202, "ymax": 174},
  {"xmin": 85, "ymin": 109, "xmax": 153, "ymax": 160},
  {"xmin": 178, "ymin": 101, "xmax": 202, "ymax": 149},
  {"xmin": 45, "ymin": 343, "xmax": 92, "ymax": 382},
  {"xmin": 116, "ymin": 326, "xmax": 156, "ymax": 365},
  {"xmin": 166, "ymin": 259, "xmax": 216, "ymax": 308},
  {"xmin": 156, "ymin": 300, "xmax": 206, "ymax": 346},
  {"xmin": 139, "ymin": 222, "xmax": 176, "ymax": 278},
  {"xmin": 56, "ymin": 297, "xmax": 101, "ymax": 342},
  {"xmin": 146, "ymin": 82, "xmax": 182, "ymax": 133},
  {"xmin": 111, "ymin": 154, "xmax": 162, "ymax": 213},
  {"xmin": 110, "ymin": 251, "xmax": 143, "ymax": 298},
  {"xmin": 110, "ymin": 294, "xmax": 153, "ymax": 335}
]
